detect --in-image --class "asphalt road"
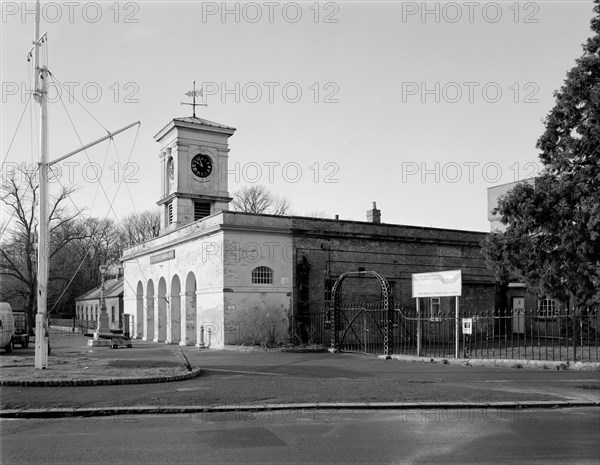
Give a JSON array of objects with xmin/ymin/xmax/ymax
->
[
  {"xmin": 2, "ymin": 408, "xmax": 599, "ymax": 464},
  {"xmin": 1, "ymin": 332, "xmax": 599, "ymax": 410}
]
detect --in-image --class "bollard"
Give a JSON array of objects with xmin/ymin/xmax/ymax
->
[{"xmin": 196, "ymin": 325, "xmax": 206, "ymax": 349}]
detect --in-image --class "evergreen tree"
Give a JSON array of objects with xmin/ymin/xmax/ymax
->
[{"xmin": 483, "ymin": 2, "xmax": 600, "ymax": 308}]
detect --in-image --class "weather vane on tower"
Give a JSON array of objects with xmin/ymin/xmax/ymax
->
[{"xmin": 181, "ymin": 81, "xmax": 207, "ymax": 118}]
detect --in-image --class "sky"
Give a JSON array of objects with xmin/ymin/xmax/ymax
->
[{"xmin": 1, "ymin": 1, "xmax": 597, "ymax": 233}]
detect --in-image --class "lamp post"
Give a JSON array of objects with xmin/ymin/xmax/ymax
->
[
  {"xmin": 99, "ymin": 265, "xmax": 107, "ymax": 311},
  {"xmin": 93, "ymin": 265, "xmax": 110, "ymax": 341}
]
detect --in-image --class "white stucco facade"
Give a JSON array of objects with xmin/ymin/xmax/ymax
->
[{"xmin": 122, "ymin": 212, "xmax": 294, "ymax": 348}]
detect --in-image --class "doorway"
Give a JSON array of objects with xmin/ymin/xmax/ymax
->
[{"xmin": 512, "ymin": 297, "xmax": 525, "ymax": 334}]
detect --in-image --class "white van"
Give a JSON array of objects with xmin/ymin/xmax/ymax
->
[{"xmin": 0, "ymin": 302, "xmax": 15, "ymax": 353}]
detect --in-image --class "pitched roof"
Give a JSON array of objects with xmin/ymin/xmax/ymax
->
[
  {"xmin": 154, "ymin": 117, "xmax": 236, "ymax": 139},
  {"xmin": 75, "ymin": 277, "xmax": 124, "ymax": 302},
  {"xmin": 172, "ymin": 116, "xmax": 236, "ymax": 130}
]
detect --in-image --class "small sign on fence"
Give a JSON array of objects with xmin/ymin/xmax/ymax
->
[{"xmin": 462, "ymin": 318, "xmax": 473, "ymax": 335}]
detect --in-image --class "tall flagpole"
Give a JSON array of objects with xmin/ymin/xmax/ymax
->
[
  {"xmin": 34, "ymin": 0, "xmax": 49, "ymax": 369},
  {"xmin": 29, "ymin": 1, "xmax": 139, "ymax": 368}
]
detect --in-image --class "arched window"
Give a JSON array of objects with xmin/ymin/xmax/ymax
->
[{"xmin": 252, "ymin": 266, "xmax": 273, "ymax": 284}]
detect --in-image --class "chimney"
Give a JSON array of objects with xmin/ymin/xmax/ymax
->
[{"xmin": 367, "ymin": 202, "xmax": 381, "ymax": 224}]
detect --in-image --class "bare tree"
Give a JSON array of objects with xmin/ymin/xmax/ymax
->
[
  {"xmin": 0, "ymin": 167, "xmax": 162, "ymax": 320},
  {"xmin": 304, "ymin": 210, "xmax": 330, "ymax": 219},
  {"xmin": 0, "ymin": 166, "xmax": 87, "ymax": 323},
  {"xmin": 231, "ymin": 185, "xmax": 291, "ymax": 215},
  {"xmin": 117, "ymin": 209, "xmax": 161, "ymax": 250},
  {"xmin": 37, "ymin": 210, "xmax": 161, "ymax": 317},
  {"xmin": 60, "ymin": 217, "xmax": 119, "ymax": 301}
]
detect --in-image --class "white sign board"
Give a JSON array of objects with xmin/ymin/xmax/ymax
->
[
  {"xmin": 411, "ymin": 270, "xmax": 462, "ymax": 298},
  {"xmin": 462, "ymin": 318, "xmax": 473, "ymax": 335}
]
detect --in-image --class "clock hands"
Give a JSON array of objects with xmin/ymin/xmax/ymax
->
[{"xmin": 191, "ymin": 155, "xmax": 212, "ymax": 178}]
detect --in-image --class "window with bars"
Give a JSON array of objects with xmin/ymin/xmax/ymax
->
[
  {"xmin": 194, "ymin": 202, "xmax": 211, "ymax": 221},
  {"xmin": 430, "ymin": 297, "xmax": 441, "ymax": 320},
  {"xmin": 538, "ymin": 298, "xmax": 558, "ymax": 317},
  {"xmin": 251, "ymin": 266, "xmax": 273, "ymax": 284}
]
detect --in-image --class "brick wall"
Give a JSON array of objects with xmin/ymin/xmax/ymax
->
[{"xmin": 291, "ymin": 217, "xmax": 495, "ymax": 314}]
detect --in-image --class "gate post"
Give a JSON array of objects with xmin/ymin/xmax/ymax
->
[
  {"xmin": 573, "ymin": 307, "xmax": 577, "ymax": 362},
  {"xmin": 384, "ymin": 308, "xmax": 391, "ymax": 356},
  {"xmin": 330, "ymin": 286, "xmax": 339, "ymax": 351},
  {"xmin": 383, "ymin": 280, "xmax": 391, "ymax": 356}
]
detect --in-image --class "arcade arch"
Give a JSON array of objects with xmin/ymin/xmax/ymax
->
[
  {"xmin": 184, "ymin": 272, "xmax": 197, "ymax": 345},
  {"xmin": 145, "ymin": 279, "xmax": 155, "ymax": 341},
  {"xmin": 170, "ymin": 274, "xmax": 182, "ymax": 344},
  {"xmin": 135, "ymin": 281, "xmax": 144, "ymax": 338},
  {"xmin": 157, "ymin": 277, "xmax": 168, "ymax": 342}
]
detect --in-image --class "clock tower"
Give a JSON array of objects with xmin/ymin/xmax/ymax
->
[{"xmin": 155, "ymin": 116, "xmax": 236, "ymax": 234}]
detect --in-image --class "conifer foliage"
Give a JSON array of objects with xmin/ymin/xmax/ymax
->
[{"xmin": 482, "ymin": 1, "xmax": 600, "ymax": 307}]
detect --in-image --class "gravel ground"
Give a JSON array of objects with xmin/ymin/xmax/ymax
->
[{"xmin": 0, "ymin": 355, "xmax": 190, "ymax": 383}]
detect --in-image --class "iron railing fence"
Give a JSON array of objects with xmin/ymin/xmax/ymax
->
[
  {"xmin": 293, "ymin": 306, "xmax": 599, "ymax": 362},
  {"xmin": 48, "ymin": 317, "xmax": 88, "ymax": 332},
  {"xmin": 75, "ymin": 319, "xmax": 97, "ymax": 332},
  {"xmin": 49, "ymin": 318, "xmax": 118, "ymax": 333},
  {"xmin": 453, "ymin": 307, "xmax": 599, "ymax": 363},
  {"xmin": 52, "ymin": 318, "xmax": 113, "ymax": 334},
  {"xmin": 291, "ymin": 311, "xmax": 331, "ymax": 347}
]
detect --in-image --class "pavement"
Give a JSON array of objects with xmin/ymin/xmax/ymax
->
[{"xmin": 0, "ymin": 329, "xmax": 599, "ymax": 418}]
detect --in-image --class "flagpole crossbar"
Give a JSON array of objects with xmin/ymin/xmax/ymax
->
[{"xmin": 48, "ymin": 121, "xmax": 141, "ymax": 166}]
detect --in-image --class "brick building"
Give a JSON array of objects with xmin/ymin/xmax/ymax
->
[{"xmin": 291, "ymin": 212, "xmax": 494, "ymax": 315}]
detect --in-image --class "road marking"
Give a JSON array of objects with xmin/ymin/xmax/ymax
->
[
  {"xmin": 471, "ymin": 379, "xmax": 598, "ymax": 383},
  {"xmin": 202, "ymin": 368, "xmax": 286, "ymax": 377}
]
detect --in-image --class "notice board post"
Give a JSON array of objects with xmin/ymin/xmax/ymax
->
[
  {"xmin": 416, "ymin": 298, "xmax": 421, "ymax": 356},
  {"xmin": 412, "ymin": 270, "xmax": 462, "ymax": 359},
  {"xmin": 455, "ymin": 296, "xmax": 459, "ymax": 359}
]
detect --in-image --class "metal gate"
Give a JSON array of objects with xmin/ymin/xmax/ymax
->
[
  {"xmin": 330, "ymin": 271, "xmax": 392, "ymax": 355},
  {"xmin": 335, "ymin": 303, "xmax": 390, "ymax": 354}
]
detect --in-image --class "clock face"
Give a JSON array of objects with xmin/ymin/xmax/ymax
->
[{"xmin": 191, "ymin": 154, "xmax": 213, "ymax": 178}]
